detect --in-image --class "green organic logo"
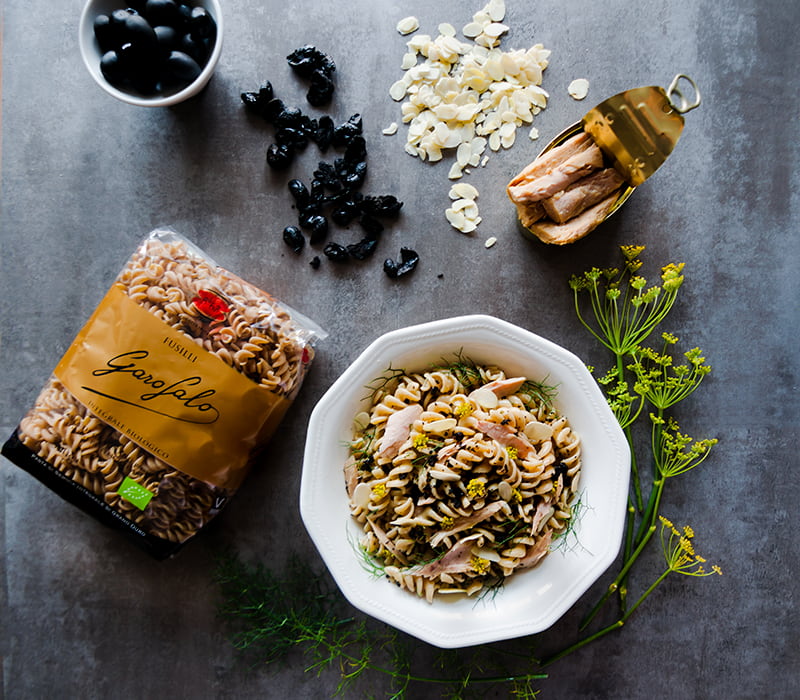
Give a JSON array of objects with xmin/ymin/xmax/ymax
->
[{"xmin": 118, "ymin": 476, "xmax": 154, "ymax": 511}]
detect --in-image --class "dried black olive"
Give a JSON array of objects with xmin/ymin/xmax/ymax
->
[
  {"xmin": 262, "ymin": 98, "xmax": 285, "ymax": 123},
  {"xmin": 383, "ymin": 247, "xmax": 419, "ymax": 278},
  {"xmin": 346, "ymin": 237, "xmax": 378, "ymax": 260},
  {"xmin": 313, "ymin": 162, "xmax": 342, "ymax": 192},
  {"xmin": 343, "ymin": 162, "xmax": 367, "ymax": 189},
  {"xmin": 282, "ymin": 226, "xmax": 305, "ymax": 254},
  {"xmin": 275, "ymin": 107, "xmax": 302, "ymax": 128},
  {"xmin": 362, "ymin": 195, "xmax": 403, "ymax": 218},
  {"xmin": 287, "ymin": 45, "xmax": 336, "ymax": 77},
  {"xmin": 332, "ymin": 113, "xmax": 362, "ymax": 147},
  {"xmin": 323, "ymin": 242, "xmax": 349, "ymax": 262},
  {"xmin": 309, "ymin": 178, "xmax": 325, "ymax": 202},
  {"xmin": 298, "ymin": 114, "xmax": 317, "ymax": 137},
  {"xmin": 275, "ymin": 127, "xmax": 308, "ymax": 150},
  {"xmin": 266, "ymin": 143, "xmax": 293, "ymax": 169},
  {"xmin": 344, "ymin": 136, "xmax": 367, "ymax": 164},
  {"xmin": 314, "ymin": 115, "xmax": 334, "ymax": 151},
  {"xmin": 307, "ymin": 69, "xmax": 335, "ymax": 106},
  {"xmin": 300, "ymin": 214, "xmax": 328, "ymax": 244},
  {"xmin": 330, "ymin": 197, "xmax": 361, "ymax": 226},
  {"xmin": 359, "ymin": 214, "xmax": 383, "ymax": 238},
  {"xmin": 309, "ymin": 256, "xmax": 321, "ymax": 269},
  {"xmin": 287, "ymin": 179, "xmax": 310, "ymax": 208}
]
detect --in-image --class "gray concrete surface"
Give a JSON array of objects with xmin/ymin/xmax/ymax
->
[{"xmin": 2, "ymin": 0, "xmax": 798, "ymax": 698}]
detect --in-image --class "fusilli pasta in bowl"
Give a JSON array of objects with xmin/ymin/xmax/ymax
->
[{"xmin": 300, "ymin": 315, "xmax": 630, "ymax": 648}]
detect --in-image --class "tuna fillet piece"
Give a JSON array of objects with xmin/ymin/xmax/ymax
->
[
  {"xmin": 507, "ymin": 131, "xmax": 592, "ymax": 188},
  {"xmin": 376, "ymin": 404, "xmax": 423, "ymax": 460},
  {"xmin": 507, "ymin": 143, "xmax": 604, "ymax": 203},
  {"xmin": 507, "ymin": 131, "xmax": 605, "ymax": 204},
  {"xmin": 516, "ymin": 201, "xmax": 545, "ymax": 228},
  {"xmin": 541, "ymin": 167, "xmax": 624, "ymax": 223},
  {"xmin": 527, "ymin": 193, "xmax": 619, "ymax": 245}
]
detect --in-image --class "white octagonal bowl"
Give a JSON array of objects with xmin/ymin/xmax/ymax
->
[{"xmin": 300, "ymin": 315, "xmax": 630, "ymax": 648}]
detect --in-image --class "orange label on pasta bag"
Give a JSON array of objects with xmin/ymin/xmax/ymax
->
[{"xmin": 54, "ymin": 285, "xmax": 289, "ymax": 490}]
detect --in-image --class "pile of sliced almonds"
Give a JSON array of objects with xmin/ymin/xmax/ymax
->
[{"xmin": 389, "ymin": 0, "xmax": 551, "ymax": 236}]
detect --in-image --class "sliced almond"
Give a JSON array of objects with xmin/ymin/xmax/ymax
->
[
  {"xmin": 524, "ymin": 420, "xmax": 554, "ymax": 442},
  {"xmin": 470, "ymin": 387, "xmax": 499, "ymax": 409},
  {"xmin": 424, "ymin": 418, "xmax": 458, "ymax": 432},
  {"xmin": 396, "ymin": 16, "xmax": 420, "ymax": 35}
]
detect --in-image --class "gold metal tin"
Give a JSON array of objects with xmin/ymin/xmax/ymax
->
[{"xmin": 517, "ymin": 74, "xmax": 700, "ymax": 240}]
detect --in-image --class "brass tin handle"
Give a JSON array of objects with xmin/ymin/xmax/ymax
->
[{"xmin": 666, "ymin": 74, "xmax": 701, "ymax": 114}]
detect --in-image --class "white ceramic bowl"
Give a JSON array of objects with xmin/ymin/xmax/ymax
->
[
  {"xmin": 78, "ymin": 0, "xmax": 223, "ymax": 107},
  {"xmin": 300, "ymin": 315, "xmax": 630, "ymax": 648}
]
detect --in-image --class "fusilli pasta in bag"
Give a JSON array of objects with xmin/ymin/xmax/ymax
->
[{"xmin": 2, "ymin": 229, "xmax": 325, "ymax": 558}]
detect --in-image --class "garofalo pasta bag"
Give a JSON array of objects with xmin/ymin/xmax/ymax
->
[{"xmin": 2, "ymin": 229, "xmax": 325, "ymax": 558}]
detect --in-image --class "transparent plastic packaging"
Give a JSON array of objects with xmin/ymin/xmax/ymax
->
[{"xmin": 2, "ymin": 229, "xmax": 325, "ymax": 558}]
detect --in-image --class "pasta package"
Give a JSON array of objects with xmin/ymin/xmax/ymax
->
[{"xmin": 2, "ymin": 229, "xmax": 325, "ymax": 558}]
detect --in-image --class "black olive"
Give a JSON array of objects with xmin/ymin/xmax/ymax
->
[
  {"xmin": 110, "ymin": 8, "xmax": 137, "ymax": 26},
  {"xmin": 282, "ymin": 226, "xmax": 305, "ymax": 254},
  {"xmin": 165, "ymin": 50, "xmax": 202, "ymax": 82},
  {"xmin": 347, "ymin": 237, "xmax": 378, "ymax": 260},
  {"xmin": 123, "ymin": 13, "xmax": 158, "ymax": 52},
  {"xmin": 287, "ymin": 179, "xmax": 310, "ymax": 208},
  {"xmin": 323, "ymin": 242, "xmax": 349, "ymax": 263},
  {"xmin": 118, "ymin": 42, "xmax": 159, "ymax": 93},
  {"xmin": 144, "ymin": 0, "xmax": 180, "ymax": 27},
  {"xmin": 179, "ymin": 33, "xmax": 210, "ymax": 65},
  {"xmin": 153, "ymin": 25, "xmax": 178, "ymax": 59},
  {"xmin": 383, "ymin": 247, "xmax": 419, "ymax": 278},
  {"xmin": 100, "ymin": 50, "xmax": 126, "ymax": 87},
  {"xmin": 266, "ymin": 143, "xmax": 293, "ymax": 169},
  {"xmin": 93, "ymin": 14, "xmax": 120, "ymax": 52},
  {"xmin": 189, "ymin": 6, "xmax": 216, "ymax": 40}
]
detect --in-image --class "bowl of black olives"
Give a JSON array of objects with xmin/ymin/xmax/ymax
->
[{"xmin": 79, "ymin": 0, "xmax": 222, "ymax": 106}]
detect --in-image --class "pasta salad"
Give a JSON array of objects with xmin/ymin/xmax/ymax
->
[{"xmin": 344, "ymin": 358, "xmax": 582, "ymax": 602}]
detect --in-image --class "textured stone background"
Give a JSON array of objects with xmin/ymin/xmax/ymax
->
[{"xmin": 1, "ymin": 0, "xmax": 798, "ymax": 697}]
